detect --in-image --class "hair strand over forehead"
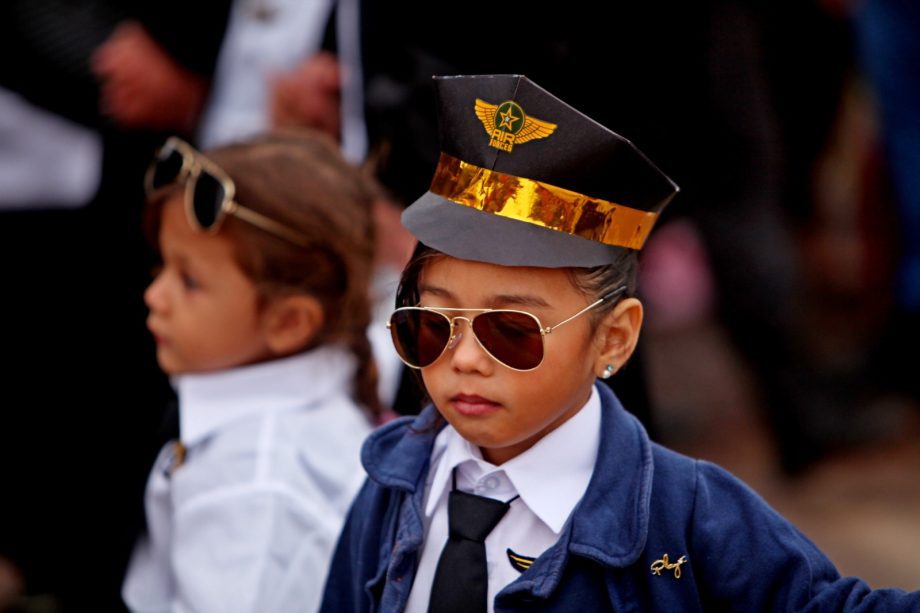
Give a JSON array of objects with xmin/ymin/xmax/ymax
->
[{"xmin": 396, "ymin": 243, "xmax": 638, "ymax": 328}]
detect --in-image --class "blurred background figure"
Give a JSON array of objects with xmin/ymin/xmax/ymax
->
[
  {"xmin": 87, "ymin": 0, "xmax": 410, "ymax": 409},
  {"xmin": 193, "ymin": 0, "xmax": 365, "ymax": 158},
  {"xmin": 184, "ymin": 0, "xmax": 414, "ymax": 407},
  {"xmin": 0, "ymin": 1, "xmax": 230, "ymax": 609},
  {"xmin": 86, "ymin": 0, "xmax": 365, "ymax": 162}
]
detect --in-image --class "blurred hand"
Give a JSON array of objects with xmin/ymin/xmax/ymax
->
[
  {"xmin": 270, "ymin": 51, "xmax": 342, "ymax": 140},
  {"xmin": 92, "ymin": 21, "xmax": 207, "ymax": 132}
]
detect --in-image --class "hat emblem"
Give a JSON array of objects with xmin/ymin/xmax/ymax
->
[{"xmin": 475, "ymin": 99, "xmax": 557, "ymax": 152}]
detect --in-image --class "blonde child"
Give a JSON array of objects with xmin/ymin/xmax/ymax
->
[
  {"xmin": 320, "ymin": 75, "xmax": 920, "ymax": 612},
  {"xmin": 122, "ymin": 130, "xmax": 379, "ymax": 612}
]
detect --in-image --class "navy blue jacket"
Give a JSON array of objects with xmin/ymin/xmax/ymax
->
[{"xmin": 321, "ymin": 384, "xmax": 919, "ymax": 612}]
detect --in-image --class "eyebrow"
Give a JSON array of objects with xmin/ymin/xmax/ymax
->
[
  {"xmin": 419, "ymin": 284, "xmax": 551, "ymax": 308},
  {"xmin": 163, "ymin": 249, "xmax": 203, "ymax": 276},
  {"xmin": 161, "ymin": 248, "xmax": 189, "ymax": 268}
]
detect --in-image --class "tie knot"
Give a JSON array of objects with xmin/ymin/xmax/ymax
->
[{"xmin": 447, "ymin": 489, "xmax": 511, "ymax": 542}]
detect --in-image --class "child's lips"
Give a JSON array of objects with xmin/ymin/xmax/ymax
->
[
  {"xmin": 147, "ymin": 323, "xmax": 166, "ymax": 346},
  {"xmin": 450, "ymin": 393, "xmax": 502, "ymax": 416}
]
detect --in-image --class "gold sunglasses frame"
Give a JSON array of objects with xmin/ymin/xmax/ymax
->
[
  {"xmin": 144, "ymin": 136, "xmax": 311, "ymax": 247},
  {"xmin": 387, "ymin": 285, "xmax": 628, "ymax": 371}
]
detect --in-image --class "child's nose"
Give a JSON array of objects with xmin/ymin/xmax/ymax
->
[
  {"xmin": 144, "ymin": 273, "xmax": 168, "ymax": 313},
  {"xmin": 448, "ymin": 320, "xmax": 493, "ymax": 373}
]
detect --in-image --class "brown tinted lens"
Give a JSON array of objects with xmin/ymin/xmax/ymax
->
[
  {"xmin": 472, "ymin": 311, "xmax": 544, "ymax": 370},
  {"xmin": 390, "ymin": 309, "xmax": 452, "ymax": 368}
]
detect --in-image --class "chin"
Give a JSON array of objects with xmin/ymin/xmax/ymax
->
[
  {"xmin": 448, "ymin": 421, "xmax": 508, "ymax": 449},
  {"xmin": 155, "ymin": 353, "xmax": 182, "ymax": 375}
]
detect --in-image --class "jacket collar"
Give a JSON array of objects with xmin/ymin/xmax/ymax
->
[
  {"xmin": 361, "ymin": 406, "xmax": 444, "ymax": 492},
  {"xmin": 567, "ymin": 383, "xmax": 653, "ymax": 566},
  {"xmin": 498, "ymin": 384, "xmax": 654, "ymax": 604}
]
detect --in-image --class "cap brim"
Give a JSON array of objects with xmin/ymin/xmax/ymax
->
[{"xmin": 402, "ymin": 191, "xmax": 626, "ymax": 268}]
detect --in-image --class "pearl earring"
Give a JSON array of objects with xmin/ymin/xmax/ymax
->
[{"xmin": 600, "ymin": 364, "xmax": 616, "ymax": 379}]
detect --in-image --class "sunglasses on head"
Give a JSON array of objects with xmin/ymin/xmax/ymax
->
[
  {"xmin": 145, "ymin": 136, "xmax": 310, "ymax": 247},
  {"xmin": 387, "ymin": 286, "xmax": 627, "ymax": 371}
]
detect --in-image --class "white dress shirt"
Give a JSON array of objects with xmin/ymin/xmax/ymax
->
[
  {"xmin": 198, "ymin": 0, "xmax": 333, "ymax": 150},
  {"xmin": 197, "ymin": 0, "xmax": 367, "ymax": 162},
  {"xmin": 122, "ymin": 346, "xmax": 372, "ymax": 613},
  {"xmin": 404, "ymin": 386, "xmax": 602, "ymax": 613},
  {"xmin": 0, "ymin": 86, "xmax": 102, "ymax": 209}
]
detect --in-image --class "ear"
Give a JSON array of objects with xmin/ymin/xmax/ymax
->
[
  {"xmin": 261, "ymin": 294, "xmax": 325, "ymax": 356},
  {"xmin": 593, "ymin": 297, "xmax": 643, "ymax": 378}
]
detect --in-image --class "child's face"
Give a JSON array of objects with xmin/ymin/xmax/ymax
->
[
  {"xmin": 144, "ymin": 195, "xmax": 274, "ymax": 374},
  {"xmin": 418, "ymin": 256, "xmax": 604, "ymax": 465}
]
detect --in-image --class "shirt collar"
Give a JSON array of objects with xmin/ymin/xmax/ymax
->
[
  {"xmin": 425, "ymin": 385, "xmax": 601, "ymax": 534},
  {"xmin": 175, "ymin": 345, "xmax": 356, "ymax": 448}
]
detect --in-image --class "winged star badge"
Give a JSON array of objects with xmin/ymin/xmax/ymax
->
[{"xmin": 475, "ymin": 99, "xmax": 557, "ymax": 152}]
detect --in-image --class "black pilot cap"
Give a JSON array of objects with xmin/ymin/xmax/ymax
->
[{"xmin": 402, "ymin": 74, "xmax": 679, "ymax": 268}]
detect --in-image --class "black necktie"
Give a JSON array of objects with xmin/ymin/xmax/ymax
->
[{"xmin": 427, "ymin": 470, "xmax": 517, "ymax": 613}]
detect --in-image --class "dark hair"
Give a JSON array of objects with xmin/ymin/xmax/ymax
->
[
  {"xmin": 147, "ymin": 129, "xmax": 382, "ymax": 419},
  {"xmin": 565, "ymin": 249, "xmax": 639, "ymax": 327},
  {"xmin": 395, "ymin": 243, "xmax": 638, "ymax": 322}
]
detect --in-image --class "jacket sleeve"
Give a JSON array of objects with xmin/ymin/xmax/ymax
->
[
  {"xmin": 169, "ymin": 482, "xmax": 343, "ymax": 613},
  {"xmin": 689, "ymin": 460, "xmax": 920, "ymax": 611}
]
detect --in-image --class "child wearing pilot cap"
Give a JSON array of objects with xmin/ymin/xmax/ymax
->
[{"xmin": 321, "ymin": 74, "xmax": 920, "ymax": 612}]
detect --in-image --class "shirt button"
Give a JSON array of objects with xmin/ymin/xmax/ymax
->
[{"xmin": 484, "ymin": 476, "xmax": 500, "ymax": 490}]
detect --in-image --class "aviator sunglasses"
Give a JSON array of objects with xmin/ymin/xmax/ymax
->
[
  {"xmin": 388, "ymin": 285, "xmax": 628, "ymax": 371},
  {"xmin": 145, "ymin": 136, "xmax": 310, "ymax": 247}
]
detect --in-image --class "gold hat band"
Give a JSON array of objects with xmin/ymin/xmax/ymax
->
[{"xmin": 428, "ymin": 153, "xmax": 659, "ymax": 250}]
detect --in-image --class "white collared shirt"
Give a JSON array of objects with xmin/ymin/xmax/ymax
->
[
  {"xmin": 0, "ymin": 87, "xmax": 102, "ymax": 209},
  {"xmin": 197, "ymin": 0, "xmax": 333, "ymax": 150},
  {"xmin": 122, "ymin": 347, "xmax": 372, "ymax": 613},
  {"xmin": 197, "ymin": 0, "xmax": 367, "ymax": 162},
  {"xmin": 404, "ymin": 386, "xmax": 602, "ymax": 613}
]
